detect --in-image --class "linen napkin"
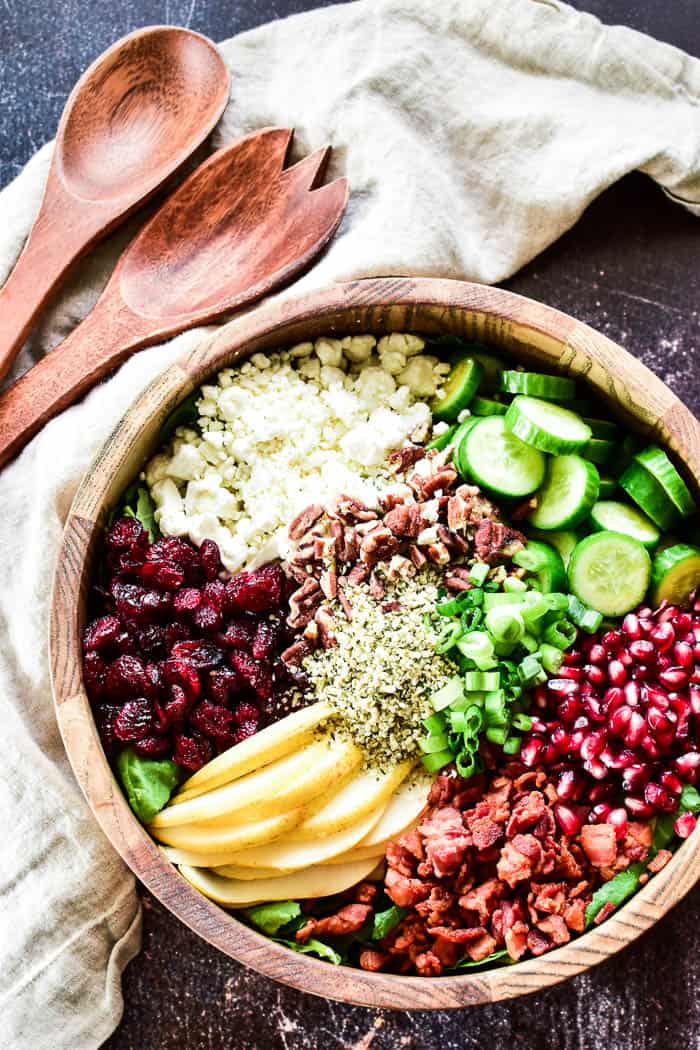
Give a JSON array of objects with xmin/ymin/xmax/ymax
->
[{"xmin": 1, "ymin": 1, "xmax": 699, "ymax": 1046}]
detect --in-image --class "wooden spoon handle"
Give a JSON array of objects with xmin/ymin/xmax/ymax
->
[
  {"xmin": 0, "ymin": 174, "xmax": 111, "ymax": 384},
  {"xmin": 0, "ymin": 295, "xmax": 154, "ymax": 469}
]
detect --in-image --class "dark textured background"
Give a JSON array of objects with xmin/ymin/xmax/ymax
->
[{"xmin": 2, "ymin": 2, "xmax": 700, "ymax": 1048}]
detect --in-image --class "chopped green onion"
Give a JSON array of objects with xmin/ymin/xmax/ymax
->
[
  {"xmin": 460, "ymin": 607, "xmax": 484, "ymax": 632},
  {"xmin": 484, "ymin": 689, "xmax": 507, "ymax": 726},
  {"xmin": 544, "ymin": 592, "xmax": 568, "ymax": 612},
  {"xmin": 465, "ymin": 670, "xmax": 501, "ymax": 692},
  {"xmin": 521, "ymin": 591, "xmax": 549, "ymax": 627},
  {"xmin": 567, "ymin": 594, "xmax": 603, "ymax": 633},
  {"xmin": 518, "ymin": 654, "xmax": 547, "ymax": 686},
  {"xmin": 455, "ymin": 749, "xmax": 478, "ymax": 778},
  {"xmin": 483, "ymin": 592, "xmax": 528, "ymax": 611},
  {"xmin": 422, "ymin": 712, "xmax": 446, "ymax": 735},
  {"xmin": 503, "ymin": 737, "xmax": 522, "ymax": 755},
  {"xmin": 503, "ymin": 575, "xmax": 528, "ymax": 593},
  {"xmin": 520, "ymin": 632, "xmax": 540, "ymax": 653},
  {"xmin": 540, "ymin": 642, "xmax": 564, "ymax": 674},
  {"xmin": 485, "ymin": 606, "xmax": 526, "ymax": 646},
  {"xmin": 435, "ymin": 621, "xmax": 463, "ymax": 653},
  {"xmin": 486, "ymin": 725, "xmax": 509, "ymax": 745},
  {"xmin": 431, "ymin": 675, "xmax": 465, "ymax": 711},
  {"xmin": 422, "ymin": 749, "xmax": 455, "ymax": 773},
  {"xmin": 456, "ymin": 631, "xmax": 497, "ymax": 669},
  {"xmin": 419, "ymin": 733, "xmax": 451, "ymax": 754},
  {"xmin": 437, "ymin": 597, "xmax": 463, "ymax": 616},
  {"xmin": 511, "ymin": 713, "xmax": 533, "ymax": 731},
  {"xmin": 469, "ymin": 562, "xmax": 490, "ymax": 586},
  {"xmin": 543, "ymin": 618, "xmax": 578, "ymax": 650}
]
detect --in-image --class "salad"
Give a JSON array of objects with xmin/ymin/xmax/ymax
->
[{"xmin": 82, "ymin": 331, "xmax": 700, "ymax": 977}]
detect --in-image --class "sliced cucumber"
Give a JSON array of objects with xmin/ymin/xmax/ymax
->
[
  {"xmin": 614, "ymin": 434, "xmax": 642, "ymax": 477},
  {"xmin": 471, "ymin": 396, "xmax": 507, "ymax": 416},
  {"xmin": 582, "ymin": 418, "xmax": 620, "ymax": 441},
  {"xmin": 432, "ymin": 357, "xmax": 483, "ymax": 421},
  {"xmin": 528, "ymin": 528, "xmax": 580, "ymax": 567},
  {"xmin": 651, "ymin": 543, "xmax": 700, "ymax": 606},
  {"xmin": 500, "ymin": 371, "xmax": 576, "ymax": 402},
  {"xmin": 505, "ymin": 396, "xmax": 591, "ymax": 455},
  {"xmin": 528, "ymin": 455, "xmax": 600, "ymax": 530},
  {"xmin": 426, "ymin": 423, "xmax": 457, "ymax": 452},
  {"xmin": 452, "ymin": 417, "xmax": 481, "ymax": 475},
  {"xmin": 598, "ymin": 475, "xmax": 618, "ymax": 499},
  {"xmin": 568, "ymin": 531, "xmax": 651, "ymax": 617},
  {"xmin": 619, "ymin": 461, "xmax": 679, "ymax": 530},
  {"xmin": 590, "ymin": 500, "xmax": 660, "ymax": 550},
  {"xmin": 513, "ymin": 540, "xmax": 567, "ymax": 593},
  {"xmin": 583, "ymin": 438, "xmax": 616, "ymax": 465},
  {"xmin": 635, "ymin": 446, "xmax": 696, "ymax": 517},
  {"xmin": 461, "ymin": 416, "xmax": 546, "ymax": 498},
  {"xmin": 471, "ymin": 351, "xmax": 504, "ymax": 393}
]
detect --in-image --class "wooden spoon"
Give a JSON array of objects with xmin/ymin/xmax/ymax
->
[
  {"xmin": 0, "ymin": 127, "xmax": 348, "ymax": 468},
  {"xmin": 0, "ymin": 26, "xmax": 230, "ymax": 382}
]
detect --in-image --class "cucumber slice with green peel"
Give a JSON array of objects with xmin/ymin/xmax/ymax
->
[
  {"xmin": 589, "ymin": 500, "xmax": 660, "ymax": 550},
  {"xmin": 651, "ymin": 543, "xmax": 700, "ymax": 606},
  {"xmin": 470, "ymin": 350, "xmax": 504, "ymax": 393},
  {"xmin": 528, "ymin": 455, "xmax": 600, "ymax": 530},
  {"xmin": 568, "ymin": 532, "xmax": 652, "ymax": 617},
  {"xmin": 598, "ymin": 475, "xmax": 618, "ymax": 499},
  {"xmin": 461, "ymin": 416, "xmax": 546, "ymax": 497},
  {"xmin": 500, "ymin": 371, "xmax": 576, "ymax": 402},
  {"xmin": 471, "ymin": 396, "xmax": 507, "ymax": 416},
  {"xmin": 582, "ymin": 418, "xmax": 620, "ymax": 441},
  {"xmin": 426, "ymin": 423, "xmax": 457, "ymax": 452},
  {"xmin": 619, "ymin": 462, "xmax": 680, "ymax": 530},
  {"xmin": 528, "ymin": 528, "xmax": 580, "ymax": 567},
  {"xmin": 432, "ymin": 357, "xmax": 483, "ymax": 421},
  {"xmin": 634, "ymin": 446, "xmax": 696, "ymax": 517},
  {"xmin": 583, "ymin": 438, "xmax": 616, "ymax": 465},
  {"xmin": 505, "ymin": 396, "xmax": 591, "ymax": 455},
  {"xmin": 452, "ymin": 417, "xmax": 481, "ymax": 475},
  {"xmin": 513, "ymin": 540, "xmax": 567, "ymax": 593},
  {"xmin": 614, "ymin": 434, "xmax": 643, "ymax": 477}
]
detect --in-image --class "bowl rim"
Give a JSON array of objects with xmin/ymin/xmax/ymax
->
[{"xmin": 50, "ymin": 276, "xmax": 700, "ymax": 1010}]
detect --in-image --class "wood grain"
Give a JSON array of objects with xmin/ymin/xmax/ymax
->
[
  {"xmin": 49, "ymin": 277, "xmax": 700, "ymax": 1010},
  {"xmin": 0, "ymin": 127, "xmax": 348, "ymax": 470},
  {"xmin": 0, "ymin": 26, "xmax": 229, "ymax": 382}
]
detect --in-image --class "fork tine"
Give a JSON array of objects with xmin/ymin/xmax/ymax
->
[{"xmin": 282, "ymin": 146, "xmax": 333, "ymax": 192}]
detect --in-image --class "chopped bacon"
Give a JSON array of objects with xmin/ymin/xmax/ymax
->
[
  {"xmin": 497, "ymin": 840, "xmax": 537, "ymax": 887},
  {"xmin": 459, "ymin": 878, "xmax": 505, "ymax": 924},
  {"xmin": 506, "ymin": 791, "xmax": 547, "ymax": 837},
  {"xmin": 296, "ymin": 903, "xmax": 372, "ymax": 944},
  {"xmin": 419, "ymin": 806, "xmax": 471, "ymax": 877},
  {"xmin": 537, "ymin": 914, "xmax": 570, "ymax": 946},
  {"xmin": 466, "ymin": 801, "xmax": 505, "ymax": 850},
  {"xmin": 647, "ymin": 849, "xmax": 672, "ymax": 874},
  {"xmin": 385, "ymin": 868, "xmax": 431, "ymax": 908},
  {"xmin": 580, "ymin": 824, "xmax": 617, "ymax": 868},
  {"xmin": 359, "ymin": 949, "xmax": 388, "ymax": 972}
]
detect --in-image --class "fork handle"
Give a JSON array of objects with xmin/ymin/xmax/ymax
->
[
  {"xmin": 0, "ymin": 294, "xmax": 158, "ymax": 469},
  {"xmin": 0, "ymin": 176, "xmax": 111, "ymax": 384}
]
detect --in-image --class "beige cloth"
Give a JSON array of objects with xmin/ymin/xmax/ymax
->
[{"xmin": 1, "ymin": 1, "xmax": 699, "ymax": 1045}]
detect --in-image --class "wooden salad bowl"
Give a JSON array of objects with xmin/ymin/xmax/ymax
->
[{"xmin": 50, "ymin": 277, "xmax": 700, "ymax": 1009}]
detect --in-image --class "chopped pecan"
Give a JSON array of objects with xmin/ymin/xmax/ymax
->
[
  {"xmin": 359, "ymin": 526, "xmax": 400, "ymax": 566},
  {"xmin": 329, "ymin": 494, "xmax": 378, "ymax": 522},
  {"xmin": 346, "ymin": 563, "xmax": 369, "ymax": 586},
  {"xmin": 280, "ymin": 639, "xmax": 312, "ymax": 665},
  {"xmin": 315, "ymin": 606, "xmax": 338, "ymax": 648},
  {"xmin": 473, "ymin": 519, "xmax": 526, "ymax": 564},
  {"xmin": 369, "ymin": 572, "xmax": 386, "ymax": 600},
  {"xmin": 447, "ymin": 484, "xmax": 499, "ymax": 532},
  {"xmin": 337, "ymin": 588, "xmax": 353, "ymax": 620},
  {"xmin": 287, "ymin": 577, "xmax": 323, "ymax": 628},
  {"xmin": 288, "ymin": 503, "xmax": 325, "ymax": 540},
  {"xmin": 426, "ymin": 542, "xmax": 451, "ymax": 565},
  {"xmin": 320, "ymin": 567, "xmax": 338, "ymax": 600},
  {"xmin": 408, "ymin": 544, "xmax": 428, "ymax": 569},
  {"xmin": 383, "ymin": 503, "xmax": 425, "ymax": 538},
  {"xmin": 388, "ymin": 445, "xmax": 426, "ymax": 474}
]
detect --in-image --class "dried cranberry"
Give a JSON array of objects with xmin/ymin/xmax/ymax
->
[
  {"xmin": 106, "ymin": 517, "xmax": 148, "ymax": 551},
  {"xmin": 143, "ymin": 662, "xmax": 164, "ymax": 700},
  {"xmin": 94, "ymin": 703, "xmax": 122, "ymax": 752},
  {"xmin": 230, "ymin": 651, "xmax": 273, "ymax": 700},
  {"xmin": 164, "ymin": 622, "xmax": 191, "ymax": 649},
  {"xmin": 203, "ymin": 579, "xmax": 226, "ymax": 611},
  {"xmin": 82, "ymin": 615, "xmax": 122, "ymax": 652},
  {"xmin": 105, "ymin": 655, "xmax": 149, "ymax": 699},
  {"xmin": 218, "ymin": 619, "xmax": 255, "ymax": 651},
  {"xmin": 133, "ymin": 734, "xmax": 171, "ymax": 758},
  {"xmin": 208, "ymin": 668, "xmax": 243, "ymax": 705},
  {"xmin": 173, "ymin": 588, "xmax": 202, "ymax": 615},
  {"xmin": 171, "ymin": 640, "xmax": 225, "ymax": 670},
  {"xmin": 136, "ymin": 624, "xmax": 166, "ymax": 658},
  {"xmin": 233, "ymin": 701, "xmax": 260, "ymax": 727},
  {"xmin": 190, "ymin": 701, "xmax": 234, "ymax": 742},
  {"xmin": 200, "ymin": 538, "xmax": 223, "ymax": 581},
  {"xmin": 138, "ymin": 560, "xmax": 185, "ymax": 591},
  {"xmin": 113, "ymin": 698, "xmax": 154, "ymax": 741},
  {"xmin": 162, "ymin": 684, "xmax": 189, "ymax": 726},
  {"xmin": 147, "ymin": 537, "xmax": 201, "ymax": 575},
  {"xmin": 164, "ymin": 658, "xmax": 201, "ymax": 702},
  {"xmin": 192, "ymin": 603, "xmax": 222, "ymax": 633},
  {"xmin": 173, "ymin": 732, "xmax": 212, "ymax": 771},
  {"xmin": 83, "ymin": 651, "xmax": 108, "ymax": 698},
  {"xmin": 252, "ymin": 620, "xmax": 281, "ymax": 661},
  {"xmin": 224, "ymin": 563, "xmax": 284, "ymax": 614},
  {"xmin": 234, "ymin": 719, "xmax": 259, "ymax": 744}
]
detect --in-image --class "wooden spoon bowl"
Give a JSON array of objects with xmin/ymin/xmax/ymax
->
[{"xmin": 50, "ymin": 278, "xmax": 700, "ymax": 1009}]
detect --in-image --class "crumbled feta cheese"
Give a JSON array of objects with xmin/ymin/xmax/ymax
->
[
  {"xmin": 397, "ymin": 356, "xmax": 440, "ymax": 398},
  {"xmin": 378, "ymin": 333, "xmax": 425, "ymax": 358},
  {"xmin": 315, "ymin": 338, "xmax": 344, "ymax": 368},
  {"xmin": 342, "ymin": 335, "xmax": 376, "ymax": 363}
]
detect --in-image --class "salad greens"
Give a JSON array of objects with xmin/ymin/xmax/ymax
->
[
  {"xmin": 242, "ymin": 901, "xmax": 301, "ymax": 936},
  {"xmin": 116, "ymin": 749, "xmax": 180, "ymax": 823},
  {"xmin": 372, "ymin": 905, "xmax": 407, "ymax": 940}
]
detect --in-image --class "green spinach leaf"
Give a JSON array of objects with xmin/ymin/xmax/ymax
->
[
  {"xmin": 680, "ymin": 784, "xmax": 700, "ymax": 813},
  {"xmin": 371, "ymin": 905, "xmax": 407, "ymax": 941},
  {"xmin": 276, "ymin": 938, "xmax": 343, "ymax": 965},
  {"xmin": 584, "ymin": 862, "xmax": 645, "ymax": 929},
  {"xmin": 116, "ymin": 749, "xmax": 180, "ymax": 823},
  {"xmin": 243, "ymin": 901, "xmax": 302, "ymax": 937},
  {"xmin": 159, "ymin": 391, "xmax": 200, "ymax": 444},
  {"xmin": 450, "ymin": 948, "xmax": 509, "ymax": 971}
]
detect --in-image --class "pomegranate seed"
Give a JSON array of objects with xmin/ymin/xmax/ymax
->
[
  {"xmin": 590, "ymin": 802, "xmax": 612, "ymax": 823},
  {"xmin": 607, "ymin": 807, "xmax": 628, "ymax": 840},
  {"xmin": 588, "ymin": 643, "xmax": 607, "ymax": 665},
  {"xmin": 623, "ymin": 681, "xmax": 641, "ymax": 706},
  {"xmin": 622, "ymin": 614, "xmax": 641, "ymax": 639},
  {"xmin": 674, "ymin": 812, "xmax": 697, "ymax": 838},
  {"xmin": 640, "ymin": 734, "xmax": 661, "ymax": 760},
  {"xmin": 554, "ymin": 803, "xmax": 583, "ymax": 835},
  {"xmin": 582, "ymin": 696, "xmax": 605, "ymax": 722},
  {"xmin": 588, "ymin": 781, "xmax": 616, "ymax": 803},
  {"xmin": 556, "ymin": 769, "xmax": 576, "ymax": 799},
  {"xmin": 618, "ymin": 649, "xmax": 634, "ymax": 668},
  {"xmin": 633, "ymin": 664, "xmax": 654, "ymax": 681},
  {"xmin": 557, "ymin": 697, "xmax": 582, "ymax": 723},
  {"xmin": 603, "ymin": 687, "xmax": 625, "ymax": 714},
  {"xmin": 529, "ymin": 717, "xmax": 547, "ymax": 733},
  {"xmin": 563, "ymin": 650, "xmax": 583, "ymax": 666},
  {"xmin": 660, "ymin": 770, "xmax": 683, "ymax": 795},
  {"xmin": 649, "ymin": 621, "xmax": 675, "ymax": 651},
  {"xmin": 520, "ymin": 736, "xmax": 544, "ymax": 767},
  {"xmin": 583, "ymin": 757, "xmax": 607, "ymax": 780},
  {"xmin": 580, "ymin": 730, "xmax": 606, "ymax": 761},
  {"xmin": 547, "ymin": 678, "xmax": 579, "ymax": 697},
  {"xmin": 659, "ymin": 667, "xmax": 689, "ymax": 689},
  {"xmin": 603, "ymin": 629, "xmax": 623, "ymax": 651},
  {"xmin": 551, "ymin": 726, "xmax": 571, "ymax": 753},
  {"xmin": 644, "ymin": 782, "xmax": 676, "ymax": 813},
  {"xmin": 609, "ymin": 706, "xmax": 632, "ymax": 736},
  {"xmin": 623, "ymin": 711, "xmax": 646, "ymax": 747},
  {"xmin": 674, "ymin": 612, "xmax": 693, "ymax": 633},
  {"xmin": 584, "ymin": 664, "xmax": 606, "ymax": 687},
  {"xmin": 675, "ymin": 752, "xmax": 700, "ymax": 779},
  {"xmin": 625, "ymin": 796, "xmax": 654, "ymax": 819},
  {"xmin": 541, "ymin": 743, "xmax": 559, "ymax": 764},
  {"xmin": 644, "ymin": 685, "xmax": 670, "ymax": 710},
  {"xmin": 608, "ymin": 660, "xmax": 627, "ymax": 686},
  {"xmin": 622, "ymin": 763, "xmax": 651, "ymax": 793},
  {"xmin": 647, "ymin": 707, "xmax": 673, "ymax": 738},
  {"xmin": 600, "ymin": 746, "xmax": 636, "ymax": 770},
  {"xmin": 558, "ymin": 666, "xmax": 584, "ymax": 681},
  {"xmin": 690, "ymin": 687, "xmax": 700, "ymax": 715},
  {"xmin": 674, "ymin": 642, "xmax": 694, "ymax": 669},
  {"xmin": 629, "ymin": 639, "xmax": 655, "ymax": 662}
]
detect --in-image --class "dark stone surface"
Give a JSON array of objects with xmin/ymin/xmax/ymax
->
[{"xmin": 2, "ymin": 2, "xmax": 699, "ymax": 1049}]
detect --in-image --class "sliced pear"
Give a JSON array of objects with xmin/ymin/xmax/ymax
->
[
  {"xmin": 359, "ymin": 774, "xmax": 430, "ymax": 847},
  {"xmin": 151, "ymin": 735, "xmax": 361, "ymax": 828},
  {"xmin": 286, "ymin": 759, "xmax": 415, "ymax": 842},
  {"xmin": 217, "ymin": 805, "xmax": 387, "ymax": 872},
  {"xmin": 319, "ymin": 842, "xmax": 388, "ymax": 866},
  {"xmin": 179, "ymin": 857, "xmax": 380, "ymax": 905},
  {"xmin": 174, "ymin": 701, "xmax": 333, "ymax": 800},
  {"xmin": 151, "ymin": 807, "xmax": 308, "ymax": 853},
  {"xmin": 159, "ymin": 846, "xmax": 292, "ymax": 874}
]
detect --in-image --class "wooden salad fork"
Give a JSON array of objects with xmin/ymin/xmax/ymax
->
[
  {"xmin": 0, "ymin": 26, "xmax": 230, "ymax": 382},
  {"xmin": 0, "ymin": 127, "xmax": 348, "ymax": 468}
]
